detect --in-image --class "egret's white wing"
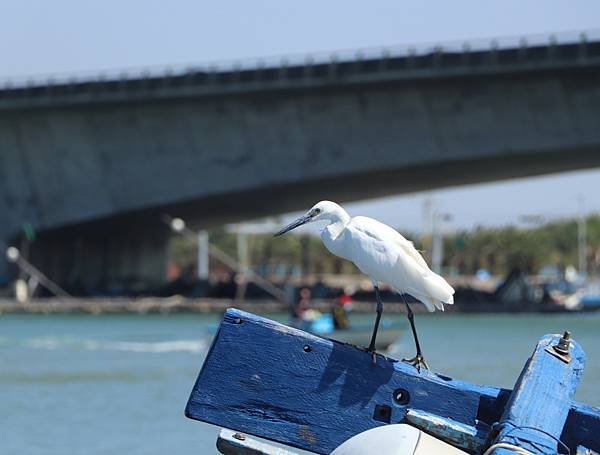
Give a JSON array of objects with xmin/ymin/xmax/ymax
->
[
  {"xmin": 350, "ymin": 217, "xmax": 430, "ymax": 271},
  {"xmin": 347, "ymin": 216, "xmax": 454, "ymax": 312}
]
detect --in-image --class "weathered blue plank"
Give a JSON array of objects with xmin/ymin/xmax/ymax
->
[
  {"xmin": 185, "ymin": 309, "xmax": 600, "ymax": 455},
  {"xmin": 488, "ymin": 333, "xmax": 585, "ymax": 455}
]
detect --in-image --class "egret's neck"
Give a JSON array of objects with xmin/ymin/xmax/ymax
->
[{"xmin": 323, "ymin": 207, "xmax": 351, "ymax": 239}]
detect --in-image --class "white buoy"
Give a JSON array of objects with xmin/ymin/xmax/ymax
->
[
  {"xmin": 15, "ymin": 279, "xmax": 29, "ymax": 304},
  {"xmin": 331, "ymin": 424, "xmax": 467, "ymax": 455}
]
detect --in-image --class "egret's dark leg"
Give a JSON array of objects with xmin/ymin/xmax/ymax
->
[
  {"xmin": 367, "ymin": 285, "xmax": 383, "ymax": 364},
  {"xmin": 401, "ymin": 295, "xmax": 429, "ymax": 371}
]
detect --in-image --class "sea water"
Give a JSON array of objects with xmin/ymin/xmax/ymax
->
[{"xmin": 0, "ymin": 312, "xmax": 598, "ymax": 455}]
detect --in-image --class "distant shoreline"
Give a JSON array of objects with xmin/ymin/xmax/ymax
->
[{"xmin": 0, "ymin": 297, "xmax": 576, "ymax": 315}]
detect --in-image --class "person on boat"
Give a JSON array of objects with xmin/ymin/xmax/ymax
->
[
  {"xmin": 292, "ymin": 287, "xmax": 312, "ymax": 326},
  {"xmin": 332, "ymin": 288, "xmax": 353, "ymax": 329}
]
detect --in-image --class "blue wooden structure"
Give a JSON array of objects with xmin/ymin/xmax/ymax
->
[
  {"xmin": 487, "ymin": 333, "xmax": 585, "ymax": 454},
  {"xmin": 185, "ymin": 309, "xmax": 600, "ymax": 454}
]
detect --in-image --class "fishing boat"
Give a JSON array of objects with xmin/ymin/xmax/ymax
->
[
  {"xmin": 295, "ymin": 312, "xmax": 405, "ymax": 350},
  {"xmin": 186, "ymin": 308, "xmax": 600, "ymax": 455},
  {"xmin": 578, "ymin": 281, "xmax": 600, "ymax": 311}
]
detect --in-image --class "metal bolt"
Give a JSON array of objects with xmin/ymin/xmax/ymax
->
[
  {"xmin": 233, "ymin": 432, "xmax": 245, "ymax": 441},
  {"xmin": 393, "ymin": 388, "xmax": 410, "ymax": 405},
  {"xmin": 233, "ymin": 317, "xmax": 242, "ymax": 324},
  {"xmin": 554, "ymin": 331, "xmax": 571, "ymax": 355},
  {"xmin": 303, "ymin": 345, "xmax": 311, "ymax": 352}
]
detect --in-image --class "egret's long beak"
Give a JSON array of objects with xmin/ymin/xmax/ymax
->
[{"xmin": 274, "ymin": 214, "xmax": 313, "ymax": 236}]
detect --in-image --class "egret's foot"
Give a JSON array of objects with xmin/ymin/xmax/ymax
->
[
  {"xmin": 366, "ymin": 349, "xmax": 377, "ymax": 365},
  {"xmin": 402, "ymin": 354, "xmax": 429, "ymax": 371},
  {"xmin": 365, "ymin": 345, "xmax": 380, "ymax": 365},
  {"xmin": 366, "ymin": 349, "xmax": 390, "ymax": 366}
]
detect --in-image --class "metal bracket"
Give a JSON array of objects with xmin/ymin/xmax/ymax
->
[
  {"xmin": 217, "ymin": 428, "xmax": 300, "ymax": 455},
  {"xmin": 546, "ymin": 345, "xmax": 572, "ymax": 363}
]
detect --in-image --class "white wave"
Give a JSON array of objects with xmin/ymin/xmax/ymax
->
[
  {"xmin": 26, "ymin": 337, "xmax": 66, "ymax": 350},
  {"xmin": 22, "ymin": 337, "xmax": 206, "ymax": 353},
  {"xmin": 83, "ymin": 340, "xmax": 206, "ymax": 353}
]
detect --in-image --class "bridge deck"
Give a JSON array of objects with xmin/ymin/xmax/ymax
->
[{"xmin": 1, "ymin": 39, "xmax": 599, "ymax": 110}]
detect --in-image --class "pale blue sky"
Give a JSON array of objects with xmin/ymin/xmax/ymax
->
[
  {"xmin": 2, "ymin": 0, "xmax": 600, "ymax": 77},
  {"xmin": 2, "ymin": 0, "xmax": 599, "ymax": 231}
]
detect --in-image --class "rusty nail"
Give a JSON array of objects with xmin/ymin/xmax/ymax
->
[{"xmin": 233, "ymin": 432, "xmax": 245, "ymax": 441}]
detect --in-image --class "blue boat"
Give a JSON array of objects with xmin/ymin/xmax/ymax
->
[
  {"xmin": 296, "ymin": 313, "xmax": 405, "ymax": 351},
  {"xmin": 186, "ymin": 309, "xmax": 600, "ymax": 454},
  {"xmin": 579, "ymin": 281, "xmax": 600, "ymax": 311}
]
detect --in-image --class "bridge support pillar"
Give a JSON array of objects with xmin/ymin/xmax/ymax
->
[
  {"xmin": 0, "ymin": 237, "xmax": 9, "ymax": 287},
  {"xmin": 27, "ymin": 219, "xmax": 170, "ymax": 296}
]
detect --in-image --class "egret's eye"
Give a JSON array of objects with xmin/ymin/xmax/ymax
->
[{"xmin": 313, "ymin": 208, "xmax": 321, "ymax": 216}]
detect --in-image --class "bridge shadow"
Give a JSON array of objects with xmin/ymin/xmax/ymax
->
[{"xmin": 317, "ymin": 340, "xmax": 394, "ymax": 409}]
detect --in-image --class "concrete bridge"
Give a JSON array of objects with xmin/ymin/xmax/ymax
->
[{"xmin": 2, "ymin": 36, "xmax": 600, "ymax": 292}]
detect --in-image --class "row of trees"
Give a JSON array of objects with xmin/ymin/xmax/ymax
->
[
  {"xmin": 442, "ymin": 215, "xmax": 600, "ymax": 275},
  {"xmin": 169, "ymin": 215, "xmax": 600, "ymax": 279}
]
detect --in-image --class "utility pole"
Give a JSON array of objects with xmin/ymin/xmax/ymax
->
[
  {"xmin": 234, "ymin": 229, "xmax": 249, "ymax": 302},
  {"xmin": 197, "ymin": 230, "xmax": 209, "ymax": 280},
  {"xmin": 422, "ymin": 195, "xmax": 433, "ymax": 264},
  {"xmin": 431, "ymin": 212, "xmax": 442, "ymax": 274},
  {"xmin": 578, "ymin": 195, "xmax": 588, "ymax": 278},
  {"xmin": 431, "ymin": 209, "xmax": 452, "ymax": 275}
]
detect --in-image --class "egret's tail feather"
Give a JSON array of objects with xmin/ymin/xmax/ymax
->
[
  {"xmin": 394, "ymin": 267, "xmax": 455, "ymax": 312},
  {"xmin": 411, "ymin": 290, "xmax": 454, "ymax": 313},
  {"xmin": 434, "ymin": 292, "xmax": 455, "ymax": 311},
  {"xmin": 422, "ymin": 298, "xmax": 437, "ymax": 312},
  {"xmin": 423, "ymin": 272, "xmax": 455, "ymax": 301}
]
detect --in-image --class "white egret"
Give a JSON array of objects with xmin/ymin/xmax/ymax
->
[{"xmin": 275, "ymin": 200, "xmax": 454, "ymax": 369}]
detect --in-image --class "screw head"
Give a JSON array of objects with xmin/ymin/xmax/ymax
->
[{"xmin": 393, "ymin": 388, "xmax": 410, "ymax": 405}]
